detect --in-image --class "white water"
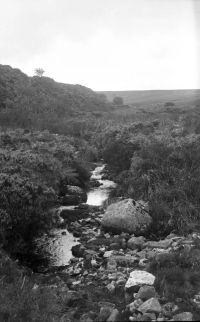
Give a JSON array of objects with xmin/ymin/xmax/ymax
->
[{"xmin": 87, "ymin": 164, "xmax": 116, "ymax": 206}]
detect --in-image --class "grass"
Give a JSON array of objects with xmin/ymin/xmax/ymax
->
[
  {"xmin": 0, "ymin": 249, "xmax": 69, "ymax": 322},
  {"xmin": 148, "ymin": 237, "xmax": 200, "ymax": 318}
]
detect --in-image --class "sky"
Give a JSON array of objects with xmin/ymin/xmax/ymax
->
[{"xmin": 0, "ymin": 0, "xmax": 199, "ymax": 91}]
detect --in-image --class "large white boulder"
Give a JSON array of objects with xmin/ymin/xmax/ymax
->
[
  {"xmin": 101, "ymin": 199, "xmax": 152, "ymax": 235},
  {"xmin": 125, "ymin": 270, "xmax": 155, "ymax": 290}
]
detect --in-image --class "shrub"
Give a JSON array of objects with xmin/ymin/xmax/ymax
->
[
  {"xmin": 0, "ymin": 174, "xmax": 56, "ymax": 247},
  {"xmin": 148, "ymin": 244, "xmax": 200, "ymax": 302}
]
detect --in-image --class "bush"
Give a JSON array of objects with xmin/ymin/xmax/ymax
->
[
  {"xmin": 0, "ymin": 174, "xmax": 56, "ymax": 246},
  {"xmin": 113, "ymin": 96, "xmax": 124, "ymax": 106},
  {"xmin": 148, "ymin": 242, "xmax": 200, "ymax": 302}
]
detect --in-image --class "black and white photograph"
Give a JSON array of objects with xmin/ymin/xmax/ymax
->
[{"xmin": 0, "ymin": 0, "xmax": 200, "ymax": 321}]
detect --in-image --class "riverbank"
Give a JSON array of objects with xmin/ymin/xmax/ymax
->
[
  {"xmin": 1, "ymin": 164, "xmax": 200, "ymax": 321},
  {"xmin": 1, "ymin": 203, "xmax": 200, "ymax": 321}
]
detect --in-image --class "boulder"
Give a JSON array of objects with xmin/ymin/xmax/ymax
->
[
  {"xmin": 101, "ymin": 199, "xmax": 152, "ymax": 235},
  {"xmin": 138, "ymin": 297, "xmax": 162, "ymax": 314},
  {"xmin": 125, "ymin": 271, "xmax": 155, "ymax": 291}
]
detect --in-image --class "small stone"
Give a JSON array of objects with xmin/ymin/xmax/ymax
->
[
  {"xmin": 91, "ymin": 259, "xmax": 98, "ymax": 267},
  {"xmin": 83, "ymin": 270, "xmax": 88, "ymax": 276},
  {"xmin": 104, "ymin": 250, "xmax": 114, "ymax": 258},
  {"xmin": 172, "ymin": 305, "xmax": 179, "ymax": 314},
  {"xmin": 110, "ymin": 243, "xmax": 121, "ymax": 250},
  {"xmin": 98, "ymin": 307, "xmax": 112, "ymax": 322},
  {"xmin": 116, "ymin": 278, "xmax": 126, "ymax": 286},
  {"xmin": 175, "ymin": 298, "xmax": 183, "ymax": 303},
  {"xmin": 139, "ymin": 313, "xmax": 156, "ymax": 321},
  {"xmin": 110, "ymin": 255, "xmax": 139, "ymax": 267},
  {"xmin": 139, "ymin": 258, "xmax": 148, "ymax": 268},
  {"xmin": 107, "ymin": 309, "xmax": 120, "ymax": 321},
  {"xmin": 107, "ymin": 259, "xmax": 117, "ymax": 271},
  {"xmin": 125, "ymin": 292, "xmax": 133, "ymax": 303},
  {"xmin": 127, "ymin": 236, "xmax": 146, "ymax": 250},
  {"xmin": 173, "ymin": 312, "xmax": 193, "ymax": 321},
  {"xmin": 138, "ymin": 298, "xmax": 162, "ymax": 314},
  {"xmin": 66, "ymin": 291, "xmax": 82, "ymax": 306},
  {"xmin": 80, "ymin": 314, "xmax": 93, "ymax": 322},
  {"xmin": 144, "ymin": 239, "xmax": 173, "ymax": 249},
  {"xmin": 129, "ymin": 317, "xmax": 137, "ymax": 321},
  {"xmin": 129, "ymin": 299, "xmax": 144, "ymax": 313},
  {"xmin": 137, "ymin": 286, "xmax": 156, "ymax": 301},
  {"xmin": 107, "ymin": 281, "xmax": 116, "ymax": 294}
]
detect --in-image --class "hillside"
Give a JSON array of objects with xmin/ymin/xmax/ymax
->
[
  {"xmin": 0, "ymin": 65, "xmax": 110, "ymax": 131},
  {"xmin": 100, "ymin": 89, "xmax": 200, "ymax": 108}
]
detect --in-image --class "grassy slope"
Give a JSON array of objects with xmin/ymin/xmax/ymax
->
[
  {"xmin": 0, "ymin": 64, "xmax": 110, "ymax": 114},
  {"xmin": 100, "ymin": 89, "xmax": 200, "ymax": 107}
]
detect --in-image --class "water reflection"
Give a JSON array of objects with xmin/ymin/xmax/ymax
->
[{"xmin": 33, "ymin": 164, "xmax": 116, "ymax": 269}]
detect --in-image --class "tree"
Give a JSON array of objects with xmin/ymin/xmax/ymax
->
[
  {"xmin": 113, "ymin": 96, "xmax": 124, "ymax": 106},
  {"xmin": 34, "ymin": 68, "xmax": 45, "ymax": 77}
]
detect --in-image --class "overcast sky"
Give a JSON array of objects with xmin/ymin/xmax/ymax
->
[{"xmin": 0, "ymin": 0, "xmax": 199, "ymax": 90}]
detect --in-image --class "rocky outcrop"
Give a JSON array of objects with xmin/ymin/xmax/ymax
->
[{"xmin": 101, "ymin": 199, "xmax": 152, "ymax": 235}]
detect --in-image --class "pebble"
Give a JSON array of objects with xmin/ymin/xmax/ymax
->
[{"xmin": 106, "ymin": 281, "xmax": 116, "ymax": 294}]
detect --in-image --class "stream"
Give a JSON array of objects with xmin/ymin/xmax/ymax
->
[{"xmin": 31, "ymin": 164, "xmax": 116, "ymax": 271}]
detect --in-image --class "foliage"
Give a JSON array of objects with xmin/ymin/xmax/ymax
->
[
  {"xmin": 0, "ymin": 64, "xmax": 110, "ymax": 132},
  {"xmin": 102, "ymin": 117, "xmax": 200, "ymax": 236},
  {"xmin": 0, "ymin": 250, "xmax": 68, "ymax": 321},
  {"xmin": 113, "ymin": 96, "xmax": 124, "ymax": 106},
  {"xmin": 0, "ymin": 128, "xmax": 91, "ymax": 249},
  {"xmin": 148, "ymin": 240, "xmax": 200, "ymax": 302},
  {"xmin": 35, "ymin": 68, "xmax": 45, "ymax": 77}
]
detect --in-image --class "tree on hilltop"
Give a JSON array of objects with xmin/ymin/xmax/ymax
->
[{"xmin": 34, "ymin": 68, "xmax": 45, "ymax": 77}]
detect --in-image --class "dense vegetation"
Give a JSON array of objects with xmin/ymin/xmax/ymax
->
[
  {"xmin": 100, "ymin": 112, "xmax": 200, "ymax": 237},
  {"xmin": 0, "ymin": 64, "xmax": 110, "ymax": 134},
  {"xmin": 1, "ymin": 64, "xmax": 200, "ymax": 321},
  {"xmin": 1, "ymin": 64, "xmax": 200, "ymax": 246},
  {"xmin": 0, "ymin": 128, "xmax": 94, "ymax": 254}
]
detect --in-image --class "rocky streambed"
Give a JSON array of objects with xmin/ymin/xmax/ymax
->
[
  {"xmin": 29, "ymin": 163, "xmax": 116, "ymax": 272},
  {"xmin": 19, "ymin": 163, "xmax": 200, "ymax": 321}
]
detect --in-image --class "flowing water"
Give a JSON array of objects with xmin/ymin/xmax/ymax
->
[
  {"xmin": 31, "ymin": 164, "xmax": 115, "ymax": 271},
  {"xmin": 87, "ymin": 164, "xmax": 116, "ymax": 206}
]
